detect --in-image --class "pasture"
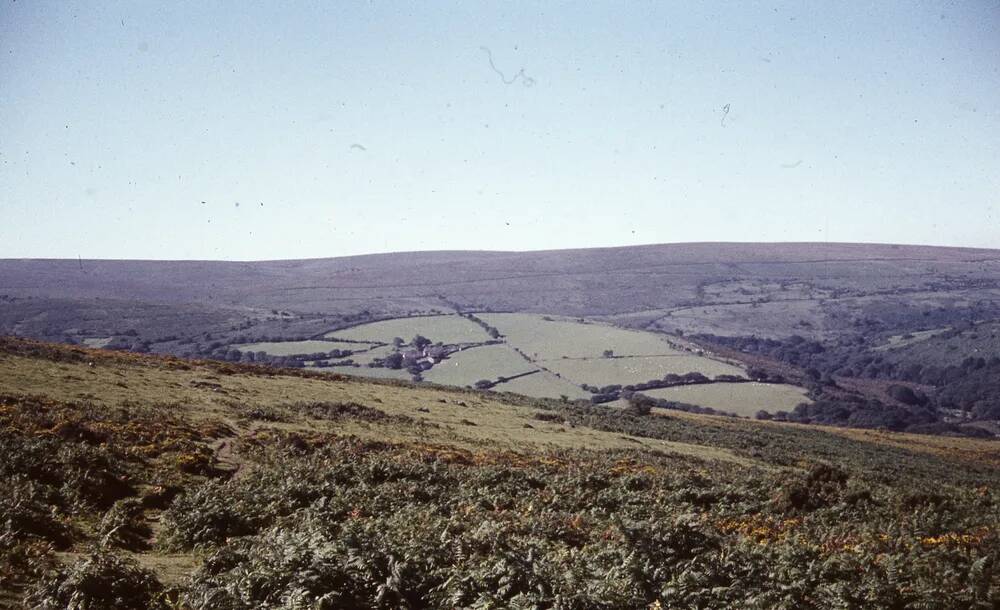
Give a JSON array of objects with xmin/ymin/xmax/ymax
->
[
  {"xmin": 422, "ymin": 344, "xmax": 535, "ymax": 387},
  {"xmin": 637, "ymin": 382, "xmax": 812, "ymax": 417},
  {"xmin": 326, "ymin": 314, "xmax": 491, "ymax": 344},
  {"xmin": 542, "ymin": 355, "xmax": 745, "ymax": 387},
  {"xmin": 492, "ymin": 370, "xmax": 593, "ymax": 400},
  {"xmin": 479, "ymin": 313, "xmax": 689, "ymax": 359},
  {"xmin": 218, "ymin": 312, "xmax": 823, "ymax": 404}
]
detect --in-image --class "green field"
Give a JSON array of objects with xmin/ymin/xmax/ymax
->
[
  {"xmin": 479, "ymin": 313, "xmax": 689, "ymax": 359},
  {"xmin": 229, "ymin": 313, "xmax": 795, "ymax": 404},
  {"xmin": 637, "ymin": 382, "xmax": 812, "ymax": 417},
  {"xmin": 422, "ymin": 344, "xmax": 535, "ymax": 387},
  {"xmin": 541, "ymin": 355, "xmax": 744, "ymax": 386},
  {"xmin": 234, "ymin": 340, "xmax": 373, "ymax": 356},
  {"xmin": 326, "ymin": 314, "xmax": 491, "ymax": 344},
  {"xmin": 492, "ymin": 370, "xmax": 593, "ymax": 400}
]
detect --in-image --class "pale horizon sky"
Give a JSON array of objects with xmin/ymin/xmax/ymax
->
[{"xmin": 1, "ymin": 1, "xmax": 999, "ymax": 260}]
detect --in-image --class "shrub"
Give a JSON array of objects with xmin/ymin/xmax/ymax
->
[
  {"xmin": 626, "ymin": 394, "xmax": 654, "ymax": 416},
  {"xmin": 776, "ymin": 463, "xmax": 849, "ymax": 513},
  {"xmin": 887, "ymin": 384, "xmax": 927, "ymax": 406},
  {"xmin": 23, "ymin": 551, "xmax": 167, "ymax": 610},
  {"xmin": 98, "ymin": 498, "xmax": 150, "ymax": 550},
  {"xmin": 1, "ymin": 476, "xmax": 73, "ymax": 548}
]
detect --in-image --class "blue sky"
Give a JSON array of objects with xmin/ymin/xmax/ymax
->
[{"xmin": 1, "ymin": 1, "xmax": 998, "ymax": 260}]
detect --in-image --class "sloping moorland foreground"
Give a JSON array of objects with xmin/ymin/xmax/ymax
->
[{"xmin": 1, "ymin": 337, "xmax": 999, "ymax": 608}]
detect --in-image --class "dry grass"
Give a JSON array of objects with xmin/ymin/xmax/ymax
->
[
  {"xmin": 0, "ymin": 342, "xmax": 745, "ymax": 463},
  {"xmin": 830, "ymin": 427, "xmax": 1000, "ymax": 469}
]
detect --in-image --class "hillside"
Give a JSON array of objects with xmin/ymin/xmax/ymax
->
[
  {"xmin": 3, "ymin": 242, "xmax": 999, "ymax": 438},
  {"xmin": 1, "ymin": 338, "xmax": 998, "ymax": 608},
  {"xmin": 3, "ymin": 242, "xmax": 1000, "ymax": 342}
]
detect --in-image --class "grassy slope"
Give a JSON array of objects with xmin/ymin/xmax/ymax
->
[
  {"xmin": 0, "ymin": 343, "xmax": 732, "ymax": 461},
  {"xmin": 1, "ymin": 337, "xmax": 998, "ymax": 608}
]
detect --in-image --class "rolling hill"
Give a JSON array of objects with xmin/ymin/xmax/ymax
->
[{"xmin": 2, "ymin": 242, "xmax": 999, "ymax": 437}]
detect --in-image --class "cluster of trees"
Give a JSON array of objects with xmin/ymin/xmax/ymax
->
[
  {"xmin": 762, "ymin": 397, "xmax": 932, "ymax": 430},
  {"xmin": 935, "ymin": 360, "xmax": 1000, "ymax": 419},
  {"xmin": 196, "ymin": 347, "xmax": 356, "ymax": 367},
  {"xmin": 697, "ymin": 331, "xmax": 1000, "ymax": 428}
]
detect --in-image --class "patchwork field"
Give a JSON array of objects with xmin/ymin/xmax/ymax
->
[
  {"xmin": 326, "ymin": 314, "xmax": 491, "ymax": 344},
  {"xmin": 421, "ymin": 344, "xmax": 535, "ymax": 387},
  {"xmin": 541, "ymin": 355, "xmax": 745, "ymax": 387},
  {"xmin": 235, "ymin": 339, "xmax": 374, "ymax": 356},
  {"xmin": 235, "ymin": 312, "xmax": 759, "ymax": 401},
  {"xmin": 479, "ymin": 313, "xmax": 689, "ymax": 359},
  {"xmin": 637, "ymin": 382, "xmax": 812, "ymax": 417},
  {"xmin": 492, "ymin": 370, "xmax": 593, "ymax": 400}
]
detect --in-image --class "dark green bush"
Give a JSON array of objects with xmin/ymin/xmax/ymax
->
[
  {"xmin": 98, "ymin": 498, "xmax": 150, "ymax": 550},
  {"xmin": 24, "ymin": 551, "xmax": 167, "ymax": 610}
]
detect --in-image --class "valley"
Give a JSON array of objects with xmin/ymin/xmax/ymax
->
[{"xmin": 3, "ymin": 243, "xmax": 997, "ymax": 436}]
